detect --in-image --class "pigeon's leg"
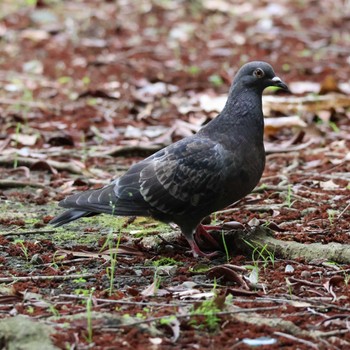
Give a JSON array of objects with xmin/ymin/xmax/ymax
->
[
  {"xmin": 194, "ymin": 224, "xmax": 220, "ymax": 248},
  {"xmin": 201, "ymin": 224, "xmax": 224, "ymax": 231},
  {"xmin": 187, "ymin": 237, "xmax": 222, "ymax": 258},
  {"xmin": 201, "ymin": 221, "xmax": 245, "ymax": 232}
]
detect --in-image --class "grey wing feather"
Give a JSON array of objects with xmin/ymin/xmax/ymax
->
[
  {"xmin": 121, "ymin": 137, "xmax": 229, "ymax": 216},
  {"xmin": 57, "ymin": 179, "xmax": 149, "ymax": 217},
  {"xmin": 52, "ymin": 136, "xmax": 229, "ymax": 225}
]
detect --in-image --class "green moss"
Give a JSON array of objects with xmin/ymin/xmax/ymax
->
[
  {"xmin": 0, "ymin": 200, "xmax": 173, "ymax": 248},
  {"xmin": 24, "ymin": 217, "xmax": 41, "ymax": 225},
  {"xmin": 50, "ymin": 226, "xmax": 100, "ymax": 245},
  {"xmin": 86, "ymin": 215, "xmax": 172, "ymax": 237},
  {"xmin": 152, "ymin": 257, "xmax": 181, "ymax": 267}
]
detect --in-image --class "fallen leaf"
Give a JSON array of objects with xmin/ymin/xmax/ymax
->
[
  {"xmin": 226, "ymin": 288, "xmax": 260, "ymax": 297},
  {"xmin": 207, "ymin": 266, "xmax": 249, "ymax": 289},
  {"xmin": 242, "ymin": 337, "xmax": 277, "ymax": 346},
  {"xmin": 319, "ymin": 75, "xmax": 342, "ymax": 94},
  {"xmin": 21, "ymin": 29, "xmax": 50, "ymax": 41},
  {"xmin": 149, "ymin": 338, "xmax": 162, "ymax": 345},
  {"xmin": 141, "ymin": 280, "xmax": 169, "ymax": 297},
  {"xmin": 175, "ymin": 291, "xmax": 214, "ymax": 300},
  {"xmin": 11, "ymin": 134, "xmax": 39, "ymax": 146},
  {"xmin": 265, "ymin": 115, "xmax": 307, "ymax": 135},
  {"xmin": 319, "ymin": 180, "xmax": 340, "ymax": 190},
  {"xmin": 289, "ymin": 81, "xmax": 320, "ymax": 94},
  {"xmin": 165, "ymin": 317, "xmax": 180, "ymax": 343},
  {"xmin": 199, "ymin": 94, "xmax": 226, "ymax": 112}
]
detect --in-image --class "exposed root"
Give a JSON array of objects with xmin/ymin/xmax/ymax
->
[{"xmin": 227, "ymin": 226, "xmax": 350, "ymax": 264}]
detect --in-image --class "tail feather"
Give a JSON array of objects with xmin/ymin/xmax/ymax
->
[
  {"xmin": 50, "ymin": 209, "xmax": 96, "ymax": 227},
  {"xmin": 50, "ymin": 182, "xmax": 151, "ymax": 226}
]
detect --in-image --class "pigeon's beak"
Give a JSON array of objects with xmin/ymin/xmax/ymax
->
[{"xmin": 271, "ymin": 76, "xmax": 290, "ymax": 92}]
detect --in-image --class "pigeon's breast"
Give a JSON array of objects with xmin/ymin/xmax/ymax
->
[{"xmin": 217, "ymin": 140, "xmax": 265, "ymax": 209}]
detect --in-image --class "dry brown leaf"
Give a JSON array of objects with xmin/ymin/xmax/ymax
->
[
  {"xmin": 289, "ymin": 81, "xmax": 320, "ymax": 94},
  {"xmin": 10, "ymin": 134, "xmax": 39, "ymax": 146},
  {"xmin": 140, "ymin": 280, "xmax": 169, "ymax": 297},
  {"xmin": 319, "ymin": 75, "xmax": 342, "ymax": 95},
  {"xmin": 263, "ymin": 94, "xmax": 350, "ymax": 115},
  {"xmin": 265, "ymin": 115, "xmax": 307, "ymax": 135},
  {"xmin": 20, "ymin": 29, "xmax": 50, "ymax": 41},
  {"xmin": 207, "ymin": 266, "xmax": 249, "ymax": 289},
  {"xmin": 323, "ymin": 275, "xmax": 344, "ymax": 301},
  {"xmin": 319, "ymin": 180, "xmax": 340, "ymax": 190}
]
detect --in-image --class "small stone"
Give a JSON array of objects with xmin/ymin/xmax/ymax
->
[
  {"xmin": 285, "ymin": 264, "xmax": 294, "ymax": 273},
  {"xmin": 300, "ymin": 270, "xmax": 311, "ymax": 278}
]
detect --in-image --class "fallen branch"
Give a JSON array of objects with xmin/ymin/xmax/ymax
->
[
  {"xmin": 99, "ymin": 306, "xmax": 280, "ymax": 330},
  {"xmin": 57, "ymin": 294, "xmax": 189, "ymax": 308},
  {"xmin": 0, "ymin": 230, "xmax": 56, "ymax": 236},
  {"xmin": 228, "ymin": 227, "xmax": 350, "ymax": 264},
  {"xmin": 233, "ymin": 310, "xmax": 341, "ymax": 346},
  {"xmin": 0, "ymin": 180, "xmax": 45, "ymax": 189},
  {"xmin": 274, "ymin": 332, "xmax": 318, "ymax": 349}
]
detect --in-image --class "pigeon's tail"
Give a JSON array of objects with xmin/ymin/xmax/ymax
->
[
  {"xmin": 50, "ymin": 209, "xmax": 96, "ymax": 227},
  {"xmin": 50, "ymin": 181, "xmax": 151, "ymax": 227}
]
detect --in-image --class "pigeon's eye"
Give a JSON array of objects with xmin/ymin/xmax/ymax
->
[{"xmin": 253, "ymin": 68, "xmax": 265, "ymax": 78}]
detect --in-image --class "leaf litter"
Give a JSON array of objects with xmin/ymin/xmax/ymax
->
[{"xmin": 0, "ymin": 0, "xmax": 350, "ymax": 349}]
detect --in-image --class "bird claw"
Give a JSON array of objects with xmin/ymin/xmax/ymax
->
[
  {"xmin": 192, "ymin": 249, "xmax": 223, "ymax": 258},
  {"xmin": 187, "ymin": 236, "xmax": 223, "ymax": 258},
  {"xmin": 194, "ymin": 224, "xmax": 221, "ymax": 248}
]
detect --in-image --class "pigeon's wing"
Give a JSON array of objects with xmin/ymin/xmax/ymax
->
[
  {"xmin": 55, "ymin": 179, "xmax": 150, "ymax": 216},
  {"xmin": 52, "ymin": 136, "xmax": 231, "ymax": 225},
  {"xmin": 49, "ymin": 177, "xmax": 150, "ymax": 226},
  {"xmin": 116, "ymin": 136, "xmax": 230, "ymax": 217}
]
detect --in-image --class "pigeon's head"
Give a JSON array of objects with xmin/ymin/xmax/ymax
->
[{"xmin": 233, "ymin": 61, "xmax": 289, "ymax": 93}]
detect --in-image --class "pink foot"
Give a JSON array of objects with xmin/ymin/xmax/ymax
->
[
  {"xmin": 201, "ymin": 224, "xmax": 224, "ymax": 230},
  {"xmin": 187, "ymin": 235, "xmax": 222, "ymax": 258},
  {"xmin": 194, "ymin": 224, "xmax": 220, "ymax": 248}
]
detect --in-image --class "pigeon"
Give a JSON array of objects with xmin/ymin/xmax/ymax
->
[{"xmin": 50, "ymin": 61, "xmax": 289, "ymax": 257}]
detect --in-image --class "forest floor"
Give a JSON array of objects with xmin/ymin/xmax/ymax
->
[{"xmin": 0, "ymin": 1, "xmax": 349, "ymax": 349}]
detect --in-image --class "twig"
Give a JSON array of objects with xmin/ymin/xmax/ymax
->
[
  {"xmin": 0, "ymin": 230, "xmax": 56, "ymax": 236},
  {"xmin": 337, "ymin": 201, "xmax": 350, "ymax": 220},
  {"xmin": 0, "ymin": 180, "xmax": 45, "ymax": 189},
  {"xmin": 215, "ymin": 204, "xmax": 291, "ymax": 216},
  {"xmin": 317, "ymin": 329, "xmax": 350, "ymax": 337},
  {"xmin": 57, "ymin": 293, "xmax": 190, "ymax": 307},
  {"xmin": 232, "ymin": 309, "xmax": 330, "ymax": 347},
  {"xmin": 0, "ymin": 273, "xmax": 95, "ymax": 283},
  {"xmin": 265, "ymin": 140, "xmax": 314, "ymax": 154},
  {"xmin": 324, "ymin": 268, "xmax": 350, "ymax": 276},
  {"xmin": 39, "ymin": 257, "xmax": 93, "ymax": 267},
  {"xmin": 100, "ymin": 306, "xmax": 280, "ymax": 330},
  {"xmin": 274, "ymin": 331, "xmax": 319, "ymax": 349},
  {"xmin": 293, "ymin": 170, "xmax": 350, "ymax": 182},
  {"xmin": 0, "ymin": 138, "xmax": 11, "ymax": 153}
]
